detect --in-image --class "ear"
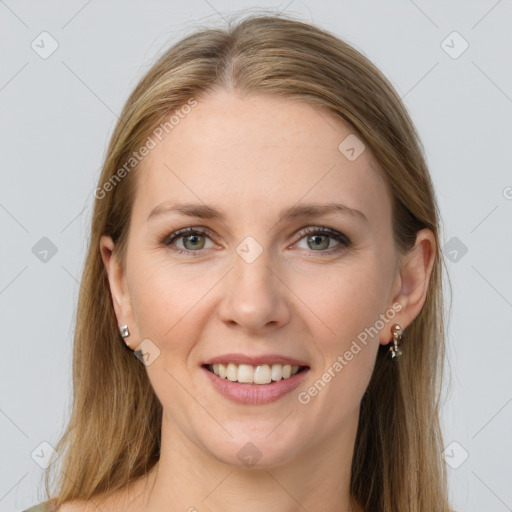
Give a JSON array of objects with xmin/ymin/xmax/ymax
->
[
  {"xmin": 100, "ymin": 235, "xmax": 137, "ymax": 342},
  {"xmin": 380, "ymin": 228, "xmax": 436, "ymax": 345}
]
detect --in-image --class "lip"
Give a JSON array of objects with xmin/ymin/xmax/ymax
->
[
  {"xmin": 203, "ymin": 353, "xmax": 310, "ymax": 367},
  {"xmin": 201, "ymin": 364, "xmax": 310, "ymax": 405}
]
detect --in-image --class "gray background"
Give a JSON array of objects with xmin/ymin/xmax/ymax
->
[{"xmin": 1, "ymin": 1, "xmax": 511, "ymax": 511}]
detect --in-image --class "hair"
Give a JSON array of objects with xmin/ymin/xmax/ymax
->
[{"xmin": 43, "ymin": 11, "xmax": 454, "ymax": 512}]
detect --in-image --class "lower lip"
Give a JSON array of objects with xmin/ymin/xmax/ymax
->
[{"xmin": 201, "ymin": 366, "xmax": 310, "ymax": 404}]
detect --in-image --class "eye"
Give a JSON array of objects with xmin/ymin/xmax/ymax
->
[
  {"xmin": 293, "ymin": 226, "xmax": 351, "ymax": 255},
  {"xmin": 162, "ymin": 227, "xmax": 216, "ymax": 255},
  {"xmin": 161, "ymin": 226, "xmax": 351, "ymax": 256}
]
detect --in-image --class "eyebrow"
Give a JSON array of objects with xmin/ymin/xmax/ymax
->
[{"xmin": 146, "ymin": 201, "xmax": 368, "ymax": 224}]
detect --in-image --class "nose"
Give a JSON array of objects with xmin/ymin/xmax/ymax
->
[{"xmin": 217, "ymin": 247, "xmax": 291, "ymax": 334}]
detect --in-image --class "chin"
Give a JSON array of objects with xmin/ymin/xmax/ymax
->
[{"xmin": 203, "ymin": 434, "xmax": 305, "ymax": 470}]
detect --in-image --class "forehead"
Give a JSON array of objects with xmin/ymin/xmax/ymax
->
[{"xmin": 132, "ymin": 89, "xmax": 391, "ymax": 227}]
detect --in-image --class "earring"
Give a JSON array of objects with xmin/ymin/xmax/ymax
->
[
  {"xmin": 119, "ymin": 324, "xmax": 136, "ymax": 352},
  {"xmin": 388, "ymin": 324, "xmax": 403, "ymax": 360}
]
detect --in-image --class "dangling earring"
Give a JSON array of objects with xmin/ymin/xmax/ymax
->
[{"xmin": 388, "ymin": 324, "xmax": 403, "ymax": 359}]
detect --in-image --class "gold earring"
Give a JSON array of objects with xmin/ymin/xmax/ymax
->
[{"xmin": 388, "ymin": 324, "xmax": 403, "ymax": 360}]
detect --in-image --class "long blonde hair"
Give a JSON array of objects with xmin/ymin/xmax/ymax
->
[{"xmin": 44, "ymin": 12, "xmax": 453, "ymax": 511}]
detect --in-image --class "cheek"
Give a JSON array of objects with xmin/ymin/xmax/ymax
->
[
  {"xmin": 128, "ymin": 256, "xmax": 217, "ymax": 343},
  {"xmin": 301, "ymin": 256, "xmax": 393, "ymax": 412},
  {"xmin": 292, "ymin": 257, "xmax": 388, "ymax": 345},
  {"xmin": 290, "ymin": 257, "xmax": 388, "ymax": 406}
]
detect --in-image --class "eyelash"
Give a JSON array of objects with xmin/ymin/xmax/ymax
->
[{"xmin": 161, "ymin": 226, "xmax": 351, "ymax": 257}]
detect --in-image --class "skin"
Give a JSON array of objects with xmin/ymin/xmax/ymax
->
[{"xmin": 81, "ymin": 88, "xmax": 435, "ymax": 512}]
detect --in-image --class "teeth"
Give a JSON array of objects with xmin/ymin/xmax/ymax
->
[
  {"xmin": 254, "ymin": 364, "xmax": 271, "ymax": 384},
  {"xmin": 271, "ymin": 364, "xmax": 283, "ymax": 381},
  {"xmin": 209, "ymin": 363, "xmax": 302, "ymax": 384},
  {"xmin": 227, "ymin": 363, "xmax": 238, "ymax": 382},
  {"xmin": 238, "ymin": 364, "xmax": 254, "ymax": 383}
]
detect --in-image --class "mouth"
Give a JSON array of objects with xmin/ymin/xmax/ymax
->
[
  {"xmin": 201, "ymin": 356, "xmax": 311, "ymax": 404},
  {"xmin": 203, "ymin": 362, "xmax": 309, "ymax": 385}
]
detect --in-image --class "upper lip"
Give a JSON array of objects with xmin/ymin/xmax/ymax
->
[{"xmin": 203, "ymin": 353, "xmax": 310, "ymax": 367}]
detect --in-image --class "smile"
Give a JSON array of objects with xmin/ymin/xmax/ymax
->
[
  {"xmin": 201, "ymin": 357, "xmax": 310, "ymax": 404},
  {"xmin": 205, "ymin": 363, "xmax": 306, "ymax": 384}
]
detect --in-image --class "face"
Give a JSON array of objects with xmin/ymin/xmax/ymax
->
[{"xmin": 101, "ymin": 88, "xmax": 421, "ymax": 469}]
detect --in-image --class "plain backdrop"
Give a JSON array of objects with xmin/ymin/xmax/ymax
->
[{"xmin": 1, "ymin": 1, "xmax": 511, "ymax": 511}]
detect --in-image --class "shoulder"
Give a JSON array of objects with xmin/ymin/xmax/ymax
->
[
  {"xmin": 20, "ymin": 500, "xmax": 89, "ymax": 512},
  {"xmin": 53, "ymin": 501, "xmax": 96, "ymax": 512},
  {"xmin": 20, "ymin": 503, "xmax": 55, "ymax": 512},
  {"xmin": 43, "ymin": 496, "xmax": 124, "ymax": 512},
  {"xmin": 25, "ymin": 473, "xmax": 153, "ymax": 512}
]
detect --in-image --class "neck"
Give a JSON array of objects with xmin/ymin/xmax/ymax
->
[{"xmin": 138, "ymin": 411, "xmax": 362, "ymax": 512}]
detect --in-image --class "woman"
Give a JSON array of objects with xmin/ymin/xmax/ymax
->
[{"xmin": 26, "ymin": 12, "xmax": 453, "ymax": 512}]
